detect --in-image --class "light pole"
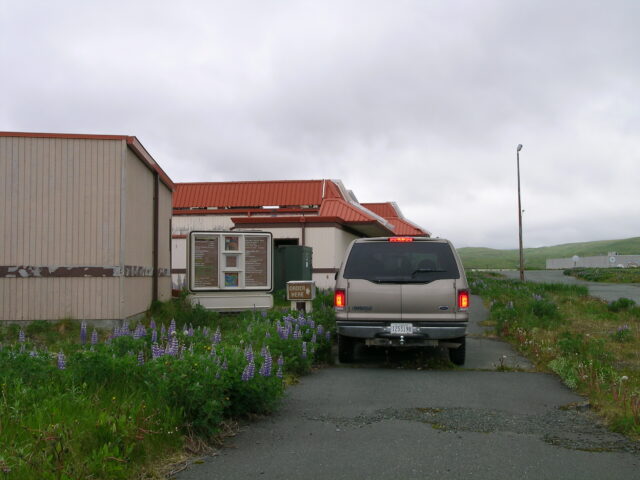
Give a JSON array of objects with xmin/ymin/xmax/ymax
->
[{"xmin": 516, "ymin": 144, "xmax": 524, "ymax": 281}]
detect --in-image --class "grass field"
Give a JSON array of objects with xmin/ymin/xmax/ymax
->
[
  {"xmin": 564, "ymin": 268, "xmax": 640, "ymax": 284},
  {"xmin": 458, "ymin": 237, "xmax": 640, "ymax": 270},
  {"xmin": 470, "ymin": 272, "xmax": 640, "ymax": 438},
  {"xmin": 0, "ymin": 292, "xmax": 336, "ymax": 479}
]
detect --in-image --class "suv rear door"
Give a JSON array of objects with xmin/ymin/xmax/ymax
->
[{"xmin": 341, "ymin": 238, "xmax": 461, "ymax": 321}]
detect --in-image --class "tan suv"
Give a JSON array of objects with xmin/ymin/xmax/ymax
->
[{"xmin": 334, "ymin": 236, "xmax": 469, "ymax": 365}]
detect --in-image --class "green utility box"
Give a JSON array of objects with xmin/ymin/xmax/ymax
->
[{"xmin": 274, "ymin": 245, "xmax": 312, "ymax": 292}]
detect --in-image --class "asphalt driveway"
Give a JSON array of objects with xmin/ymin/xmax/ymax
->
[{"xmin": 173, "ymin": 297, "xmax": 639, "ymax": 480}]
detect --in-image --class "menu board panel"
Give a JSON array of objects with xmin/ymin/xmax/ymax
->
[
  {"xmin": 245, "ymin": 235, "xmax": 268, "ymax": 287},
  {"xmin": 193, "ymin": 236, "xmax": 219, "ymax": 288}
]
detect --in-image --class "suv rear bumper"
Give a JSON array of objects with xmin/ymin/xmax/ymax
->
[{"xmin": 337, "ymin": 321, "xmax": 467, "ymax": 340}]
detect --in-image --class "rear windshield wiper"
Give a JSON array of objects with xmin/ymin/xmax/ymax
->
[{"xmin": 411, "ymin": 268, "xmax": 446, "ymax": 277}]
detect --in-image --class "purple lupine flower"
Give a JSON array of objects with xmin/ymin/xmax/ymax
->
[
  {"xmin": 210, "ymin": 345, "xmax": 217, "ymax": 357},
  {"xmin": 244, "ymin": 345, "xmax": 254, "ymax": 363},
  {"xmin": 317, "ymin": 325, "xmax": 324, "ymax": 337},
  {"xmin": 151, "ymin": 343, "xmax": 161, "ymax": 359},
  {"xmin": 169, "ymin": 334, "xmax": 179, "ymax": 356},
  {"xmin": 277, "ymin": 355, "xmax": 284, "ymax": 367},
  {"xmin": 293, "ymin": 325, "xmax": 301, "ymax": 339},
  {"xmin": 169, "ymin": 319, "xmax": 176, "ymax": 336},
  {"xmin": 122, "ymin": 320, "xmax": 130, "ymax": 336},
  {"xmin": 91, "ymin": 329, "xmax": 98, "ymax": 345},
  {"xmin": 311, "ymin": 332, "xmax": 317, "ymax": 343},
  {"xmin": 57, "ymin": 351, "xmax": 66, "ymax": 370},
  {"xmin": 241, "ymin": 361, "xmax": 256, "ymax": 381},
  {"xmin": 301, "ymin": 341, "xmax": 307, "ymax": 359},
  {"xmin": 265, "ymin": 331, "xmax": 271, "ymax": 338},
  {"xmin": 29, "ymin": 348, "xmax": 38, "ymax": 357},
  {"xmin": 188, "ymin": 325, "xmax": 194, "ymax": 337},
  {"xmin": 260, "ymin": 348, "xmax": 272, "ymax": 377},
  {"xmin": 151, "ymin": 329, "xmax": 158, "ymax": 343},
  {"xmin": 221, "ymin": 358, "xmax": 228, "ymax": 370},
  {"xmin": 18, "ymin": 328, "xmax": 26, "ymax": 343},
  {"xmin": 133, "ymin": 324, "xmax": 146, "ymax": 339},
  {"xmin": 137, "ymin": 351, "xmax": 145, "ymax": 366},
  {"xmin": 203, "ymin": 327, "xmax": 209, "ymax": 337},
  {"xmin": 213, "ymin": 326, "xmax": 222, "ymax": 344},
  {"xmin": 276, "ymin": 366, "xmax": 283, "ymax": 378},
  {"xmin": 80, "ymin": 321, "xmax": 87, "ymax": 345},
  {"xmin": 261, "ymin": 311, "xmax": 268, "ymax": 318},
  {"xmin": 150, "ymin": 318, "xmax": 157, "ymax": 330},
  {"xmin": 309, "ymin": 319, "xmax": 315, "ymax": 329}
]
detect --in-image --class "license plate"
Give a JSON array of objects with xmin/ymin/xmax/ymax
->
[{"xmin": 390, "ymin": 323, "xmax": 413, "ymax": 335}]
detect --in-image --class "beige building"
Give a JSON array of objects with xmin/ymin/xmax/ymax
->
[
  {"xmin": 0, "ymin": 132, "xmax": 174, "ymax": 323},
  {"xmin": 171, "ymin": 180, "xmax": 429, "ymax": 290}
]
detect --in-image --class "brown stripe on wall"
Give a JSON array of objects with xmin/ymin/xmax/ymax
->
[
  {"xmin": 313, "ymin": 268, "xmax": 339, "ymax": 274},
  {"xmin": 1, "ymin": 266, "xmax": 171, "ymax": 278}
]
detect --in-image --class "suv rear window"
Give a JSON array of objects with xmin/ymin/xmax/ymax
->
[{"xmin": 343, "ymin": 241, "xmax": 460, "ymax": 283}]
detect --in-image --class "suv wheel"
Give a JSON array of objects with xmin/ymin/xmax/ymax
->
[
  {"xmin": 338, "ymin": 334, "xmax": 355, "ymax": 363},
  {"xmin": 448, "ymin": 336, "xmax": 466, "ymax": 366}
]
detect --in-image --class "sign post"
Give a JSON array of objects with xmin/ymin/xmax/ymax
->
[{"xmin": 286, "ymin": 280, "xmax": 316, "ymax": 313}]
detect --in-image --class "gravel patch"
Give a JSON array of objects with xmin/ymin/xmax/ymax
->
[{"xmin": 304, "ymin": 404, "xmax": 639, "ymax": 453}]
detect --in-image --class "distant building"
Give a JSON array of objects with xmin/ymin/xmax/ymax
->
[
  {"xmin": 546, "ymin": 252, "xmax": 640, "ymax": 269},
  {"xmin": 0, "ymin": 132, "xmax": 174, "ymax": 323},
  {"xmin": 171, "ymin": 180, "xmax": 429, "ymax": 290}
]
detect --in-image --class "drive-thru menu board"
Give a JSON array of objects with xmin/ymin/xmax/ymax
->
[{"xmin": 189, "ymin": 231, "xmax": 272, "ymax": 291}]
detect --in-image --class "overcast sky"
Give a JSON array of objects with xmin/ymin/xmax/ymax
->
[{"xmin": 2, "ymin": 0, "xmax": 638, "ymax": 249}]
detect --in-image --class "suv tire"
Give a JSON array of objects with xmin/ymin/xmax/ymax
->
[
  {"xmin": 338, "ymin": 334, "xmax": 355, "ymax": 363},
  {"xmin": 448, "ymin": 336, "xmax": 466, "ymax": 366}
]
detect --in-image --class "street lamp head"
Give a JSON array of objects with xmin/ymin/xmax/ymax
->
[{"xmin": 517, "ymin": 144, "xmax": 523, "ymax": 152}]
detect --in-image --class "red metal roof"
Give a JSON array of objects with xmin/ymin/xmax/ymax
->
[
  {"xmin": 319, "ymin": 198, "xmax": 381, "ymax": 223},
  {"xmin": 361, "ymin": 202, "xmax": 398, "ymax": 218},
  {"xmin": 0, "ymin": 131, "xmax": 175, "ymax": 190},
  {"xmin": 171, "ymin": 180, "xmax": 422, "ymax": 237},
  {"xmin": 362, "ymin": 202, "xmax": 429, "ymax": 236},
  {"xmin": 173, "ymin": 180, "xmax": 342, "ymax": 209}
]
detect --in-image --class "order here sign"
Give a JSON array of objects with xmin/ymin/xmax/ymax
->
[
  {"xmin": 286, "ymin": 281, "xmax": 316, "ymax": 301},
  {"xmin": 189, "ymin": 231, "xmax": 272, "ymax": 292}
]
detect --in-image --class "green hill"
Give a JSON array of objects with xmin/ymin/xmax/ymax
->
[{"xmin": 457, "ymin": 237, "xmax": 640, "ymax": 270}]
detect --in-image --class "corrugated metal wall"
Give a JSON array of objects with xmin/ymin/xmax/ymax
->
[
  {"xmin": 1, "ymin": 135, "xmax": 173, "ymax": 322},
  {"xmin": 123, "ymin": 147, "xmax": 154, "ymax": 318},
  {"xmin": 1, "ymin": 136, "xmax": 123, "ymax": 321},
  {"xmin": 158, "ymin": 183, "xmax": 173, "ymax": 301}
]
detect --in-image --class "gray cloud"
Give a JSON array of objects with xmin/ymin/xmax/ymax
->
[{"xmin": 2, "ymin": 0, "xmax": 638, "ymax": 249}]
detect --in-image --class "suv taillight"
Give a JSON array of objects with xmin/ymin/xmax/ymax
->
[
  {"xmin": 334, "ymin": 289, "xmax": 346, "ymax": 309},
  {"xmin": 389, "ymin": 237, "xmax": 414, "ymax": 242},
  {"xmin": 458, "ymin": 290, "xmax": 470, "ymax": 310}
]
